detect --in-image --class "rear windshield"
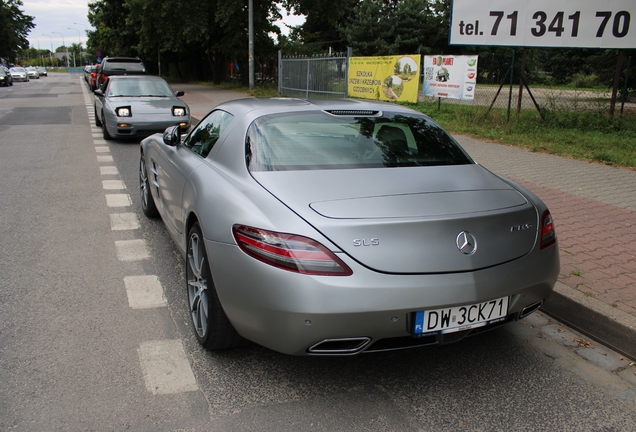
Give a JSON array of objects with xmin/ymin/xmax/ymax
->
[
  {"xmin": 103, "ymin": 62, "xmax": 145, "ymax": 73},
  {"xmin": 246, "ymin": 111, "xmax": 473, "ymax": 172}
]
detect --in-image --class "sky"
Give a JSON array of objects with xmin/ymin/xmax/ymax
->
[{"xmin": 21, "ymin": 0, "xmax": 305, "ymax": 53}]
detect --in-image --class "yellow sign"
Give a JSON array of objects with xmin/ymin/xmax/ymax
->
[{"xmin": 348, "ymin": 55, "xmax": 421, "ymax": 103}]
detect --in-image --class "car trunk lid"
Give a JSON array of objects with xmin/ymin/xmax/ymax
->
[{"xmin": 251, "ymin": 165, "xmax": 539, "ymax": 274}]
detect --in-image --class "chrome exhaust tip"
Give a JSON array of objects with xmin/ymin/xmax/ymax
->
[
  {"xmin": 307, "ymin": 337, "xmax": 372, "ymax": 355},
  {"xmin": 520, "ymin": 300, "xmax": 544, "ymax": 318}
]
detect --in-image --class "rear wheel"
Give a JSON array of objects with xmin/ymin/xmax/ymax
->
[
  {"xmin": 187, "ymin": 222, "xmax": 245, "ymax": 350},
  {"xmin": 139, "ymin": 154, "xmax": 158, "ymax": 217}
]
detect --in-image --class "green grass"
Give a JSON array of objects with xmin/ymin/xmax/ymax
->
[{"xmin": 405, "ymin": 101, "xmax": 636, "ymax": 168}]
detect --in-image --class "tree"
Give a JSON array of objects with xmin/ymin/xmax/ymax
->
[
  {"xmin": 87, "ymin": 0, "xmax": 281, "ymax": 83},
  {"xmin": 282, "ymin": 0, "xmax": 358, "ymax": 54},
  {"xmin": 0, "ymin": 0, "xmax": 35, "ymax": 63},
  {"xmin": 343, "ymin": 0, "xmax": 448, "ymax": 56}
]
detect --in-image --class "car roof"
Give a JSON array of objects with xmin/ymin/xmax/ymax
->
[
  {"xmin": 214, "ymin": 97, "xmax": 420, "ymax": 120},
  {"xmin": 106, "ymin": 75, "xmax": 165, "ymax": 81}
]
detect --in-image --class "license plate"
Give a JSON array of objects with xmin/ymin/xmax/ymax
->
[{"xmin": 413, "ymin": 296, "xmax": 509, "ymax": 336}]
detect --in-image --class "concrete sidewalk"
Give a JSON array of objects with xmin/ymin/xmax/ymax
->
[{"xmin": 177, "ymin": 84, "xmax": 636, "ymax": 359}]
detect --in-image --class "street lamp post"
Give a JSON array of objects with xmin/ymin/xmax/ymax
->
[
  {"xmin": 74, "ymin": 23, "xmax": 90, "ymax": 65},
  {"xmin": 32, "ymin": 38, "xmax": 40, "ymax": 66},
  {"xmin": 41, "ymin": 34, "xmax": 53, "ymax": 66},
  {"xmin": 52, "ymin": 31, "xmax": 69, "ymax": 68},
  {"xmin": 68, "ymin": 27, "xmax": 82, "ymax": 67}
]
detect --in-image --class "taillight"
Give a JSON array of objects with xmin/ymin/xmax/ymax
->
[
  {"xmin": 91, "ymin": 72, "xmax": 96, "ymax": 78},
  {"xmin": 232, "ymin": 225, "xmax": 352, "ymax": 276},
  {"xmin": 540, "ymin": 210, "xmax": 556, "ymax": 249}
]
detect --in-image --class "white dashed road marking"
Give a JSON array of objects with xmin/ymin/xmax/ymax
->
[
  {"xmin": 105, "ymin": 194, "xmax": 132, "ymax": 207},
  {"xmin": 109, "ymin": 212, "xmax": 140, "ymax": 231},
  {"xmin": 115, "ymin": 239, "xmax": 150, "ymax": 261},
  {"xmin": 138, "ymin": 340, "xmax": 199, "ymax": 395},
  {"xmin": 102, "ymin": 179, "xmax": 126, "ymax": 190},
  {"xmin": 80, "ymin": 78, "xmax": 197, "ymax": 397},
  {"xmin": 97, "ymin": 155, "xmax": 114, "ymax": 163},
  {"xmin": 100, "ymin": 166, "xmax": 119, "ymax": 175},
  {"xmin": 124, "ymin": 275, "xmax": 167, "ymax": 309}
]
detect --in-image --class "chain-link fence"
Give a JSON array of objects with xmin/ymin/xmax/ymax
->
[
  {"xmin": 278, "ymin": 50, "xmax": 350, "ymax": 98},
  {"xmin": 277, "ymin": 48, "xmax": 634, "ymax": 118},
  {"xmin": 420, "ymin": 50, "xmax": 635, "ymax": 118}
]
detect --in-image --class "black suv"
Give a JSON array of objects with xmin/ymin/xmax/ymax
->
[{"xmin": 95, "ymin": 57, "xmax": 146, "ymax": 89}]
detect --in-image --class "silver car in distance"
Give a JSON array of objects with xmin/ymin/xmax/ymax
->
[
  {"xmin": 94, "ymin": 75, "xmax": 190, "ymax": 140},
  {"xmin": 139, "ymin": 98, "xmax": 559, "ymax": 356}
]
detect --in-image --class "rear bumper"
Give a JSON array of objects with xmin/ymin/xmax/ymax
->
[{"xmin": 207, "ymin": 239, "xmax": 560, "ymax": 356}]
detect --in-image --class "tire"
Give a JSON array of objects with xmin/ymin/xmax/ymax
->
[
  {"xmin": 187, "ymin": 222, "xmax": 245, "ymax": 350},
  {"xmin": 94, "ymin": 105, "xmax": 102, "ymax": 127},
  {"xmin": 139, "ymin": 154, "xmax": 159, "ymax": 218},
  {"xmin": 101, "ymin": 111, "xmax": 112, "ymax": 140}
]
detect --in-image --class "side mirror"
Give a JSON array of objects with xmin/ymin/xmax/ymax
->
[
  {"xmin": 163, "ymin": 125, "xmax": 181, "ymax": 146},
  {"xmin": 94, "ymin": 89, "xmax": 103, "ymax": 97},
  {"xmin": 175, "ymin": 90, "xmax": 184, "ymax": 97}
]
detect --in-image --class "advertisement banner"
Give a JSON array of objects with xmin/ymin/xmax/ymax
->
[
  {"xmin": 449, "ymin": 0, "xmax": 636, "ymax": 49},
  {"xmin": 422, "ymin": 55, "xmax": 478, "ymax": 101},
  {"xmin": 348, "ymin": 55, "xmax": 421, "ymax": 103}
]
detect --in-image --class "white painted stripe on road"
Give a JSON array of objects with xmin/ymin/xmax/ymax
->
[
  {"xmin": 97, "ymin": 155, "xmax": 114, "ymax": 163},
  {"xmin": 92, "ymin": 133, "xmax": 101, "ymax": 138},
  {"xmin": 138, "ymin": 340, "xmax": 198, "ymax": 395},
  {"xmin": 114, "ymin": 239, "xmax": 150, "ymax": 261},
  {"xmin": 109, "ymin": 213, "xmax": 140, "ymax": 231},
  {"xmin": 100, "ymin": 166, "xmax": 119, "ymax": 175},
  {"xmin": 95, "ymin": 146, "xmax": 110, "ymax": 153},
  {"xmin": 93, "ymin": 139, "xmax": 107, "ymax": 145},
  {"xmin": 105, "ymin": 194, "xmax": 132, "ymax": 207},
  {"xmin": 102, "ymin": 179, "xmax": 126, "ymax": 190},
  {"xmin": 124, "ymin": 275, "xmax": 166, "ymax": 309}
]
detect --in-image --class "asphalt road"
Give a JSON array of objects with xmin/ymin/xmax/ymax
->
[{"xmin": 1, "ymin": 74, "xmax": 635, "ymax": 431}]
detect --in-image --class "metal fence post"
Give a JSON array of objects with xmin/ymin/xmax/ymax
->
[
  {"xmin": 621, "ymin": 55, "xmax": 631, "ymax": 116},
  {"xmin": 278, "ymin": 50, "xmax": 282, "ymax": 94},
  {"xmin": 507, "ymin": 50, "xmax": 515, "ymax": 121},
  {"xmin": 345, "ymin": 47, "xmax": 352, "ymax": 98}
]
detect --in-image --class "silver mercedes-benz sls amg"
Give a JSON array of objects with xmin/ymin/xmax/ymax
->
[{"xmin": 139, "ymin": 98, "xmax": 559, "ymax": 356}]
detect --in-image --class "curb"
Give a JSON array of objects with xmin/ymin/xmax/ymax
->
[{"xmin": 542, "ymin": 282, "xmax": 636, "ymax": 360}]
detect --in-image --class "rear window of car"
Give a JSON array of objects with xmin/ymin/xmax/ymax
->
[
  {"xmin": 246, "ymin": 111, "xmax": 473, "ymax": 172},
  {"xmin": 103, "ymin": 61, "xmax": 145, "ymax": 74}
]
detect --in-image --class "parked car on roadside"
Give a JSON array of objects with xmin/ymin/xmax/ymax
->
[
  {"xmin": 25, "ymin": 67, "xmax": 40, "ymax": 79},
  {"xmin": 139, "ymin": 98, "xmax": 560, "ymax": 356},
  {"xmin": 94, "ymin": 75, "xmax": 189, "ymax": 140},
  {"xmin": 9, "ymin": 67, "xmax": 28, "ymax": 82},
  {"xmin": 0, "ymin": 67, "xmax": 13, "ymax": 86},
  {"xmin": 84, "ymin": 65, "xmax": 97, "ymax": 90},
  {"xmin": 95, "ymin": 57, "xmax": 145, "ymax": 89}
]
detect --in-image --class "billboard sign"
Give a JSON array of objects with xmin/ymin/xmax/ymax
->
[
  {"xmin": 348, "ymin": 55, "xmax": 421, "ymax": 103},
  {"xmin": 449, "ymin": 0, "xmax": 636, "ymax": 49},
  {"xmin": 422, "ymin": 55, "xmax": 478, "ymax": 101}
]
